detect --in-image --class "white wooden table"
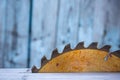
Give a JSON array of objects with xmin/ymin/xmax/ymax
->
[{"xmin": 0, "ymin": 68, "xmax": 120, "ymax": 80}]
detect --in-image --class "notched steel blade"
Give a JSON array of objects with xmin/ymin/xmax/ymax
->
[
  {"xmin": 32, "ymin": 65, "xmax": 39, "ymax": 73},
  {"xmin": 75, "ymin": 42, "xmax": 84, "ymax": 49},
  {"xmin": 110, "ymin": 50, "xmax": 120, "ymax": 58},
  {"xmin": 100, "ymin": 45, "xmax": 111, "ymax": 52},
  {"xmin": 87, "ymin": 42, "xmax": 98, "ymax": 49},
  {"xmin": 41, "ymin": 56, "xmax": 49, "ymax": 67},
  {"xmin": 62, "ymin": 44, "xmax": 72, "ymax": 53},
  {"xmin": 32, "ymin": 42, "xmax": 120, "ymax": 73},
  {"xmin": 51, "ymin": 48, "xmax": 60, "ymax": 58}
]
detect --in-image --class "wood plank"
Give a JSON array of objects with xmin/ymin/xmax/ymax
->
[
  {"xmin": 3, "ymin": 0, "xmax": 29, "ymax": 68},
  {"xmin": 31, "ymin": 0, "xmax": 58, "ymax": 67},
  {"xmin": 13, "ymin": 0, "xmax": 29, "ymax": 67},
  {"xmin": 2, "ymin": 0, "xmax": 15, "ymax": 68},
  {"xmin": 0, "ymin": 0, "xmax": 6, "ymax": 67},
  {"xmin": 101, "ymin": 0, "xmax": 120, "ymax": 51},
  {"xmin": 78, "ymin": 0, "xmax": 94, "ymax": 47},
  {"xmin": 56, "ymin": 0, "xmax": 80, "ymax": 52},
  {"xmin": 0, "ymin": 68, "xmax": 31, "ymax": 73},
  {"xmin": 0, "ymin": 69, "xmax": 120, "ymax": 80},
  {"xmin": 93, "ymin": 0, "xmax": 120, "ymax": 50},
  {"xmin": 93, "ymin": 0, "xmax": 107, "ymax": 48}
]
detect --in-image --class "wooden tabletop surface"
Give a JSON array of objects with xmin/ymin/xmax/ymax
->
[{"xmin": 0, "ymin": 68, "xmax": 120, "ymax": 80}]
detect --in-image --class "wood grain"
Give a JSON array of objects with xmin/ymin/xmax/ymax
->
[
  {"xmin": 101, "ymin": 0, "xmax": 120, "ymax": 51},
  {"xmin": 31, "ymin": 0, "xmax": 58, "ymax": 67},
  {"xmin": 3, "ymin": 0, "xmax": 16, "ymax": 68},
  {"xmin": 0, "ymin": 0, "xmax": 6, "ymax": 67},
  {"xmin": 3, "ymin": 0, "xmax": 29, "ymax": 68},
  {"xmin": 56, "ymin": 0, "xmax": 80, "ymax": 52},
  {"xmin": 13, "ymin": 0, "xmax": 29, "ymax": 68},
  {"xmin": 78, "ymin": 0, "xmax": 94, "ymax": 47},
  {"xmin": 93, "ymin": 0, "xmax": 120, "ymax": 50},
  {"xmin": 93, "ymin": 0, "xmax": 106, "ymax": 47}
]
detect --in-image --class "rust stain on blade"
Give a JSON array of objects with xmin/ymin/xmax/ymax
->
[{"xmin": 32, "ymin": 42, "xmax": 120, "ymax": 73}]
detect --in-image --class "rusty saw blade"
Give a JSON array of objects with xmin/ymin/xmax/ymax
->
[{"xmin": 32, "ymin": 42, "xmax": 120, "ymax": 73}]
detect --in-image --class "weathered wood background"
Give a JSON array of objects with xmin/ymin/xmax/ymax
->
[{"xmin": 0, "ymin": 0, "xmax": 120, "ymax": 68}]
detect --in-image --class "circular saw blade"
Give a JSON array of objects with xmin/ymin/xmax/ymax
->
[{"xmin": 32, "ymin": 42, "xmax": 120, "ymax": 73}]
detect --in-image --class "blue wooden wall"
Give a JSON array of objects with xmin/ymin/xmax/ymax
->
[{"xmin": 0, "ymin": 0, "xmax": 120, "ymax": 68}]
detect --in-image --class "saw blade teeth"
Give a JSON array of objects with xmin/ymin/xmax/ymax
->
[
  {"xmin": 41, "ymin": 56, "xmax": 49, "ymax": 67},
  {"xmin": 62, "ymin": 44, "xmax": 72, "ymax": 53},
  {"xmin": 51, "ymin": 48, "xmax": 60, "ymax": 58},
  {"xmin": 87, "ymin": 42, "xmax": 98, "ymax": 49},
  {"xmin": 110, "ymin": 50, "xmax": 120, "ymax": 58},
  {"xmin": 32, "ymin": 42, "xmax": 120, "ymax": 73},
  {"xmin": 100, "ymin": 45, "xmax": 111, "ymax": 52},
  {"xmin": 75, "ymin": 42, "xmax": 84, "ymax": 49},
  {"xmin": 32, "ymin": 65, "xmax": 39, "ymax": 73}
]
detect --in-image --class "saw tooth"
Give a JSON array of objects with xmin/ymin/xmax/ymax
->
[
  {"xmin": 110, "ymin": 50, "xmax": 120, "ymax": 58},
  {"xmin": 62, "ymin": 44, "xmax": 72, "ymax": 53},
  {"xmin": 32, "ymin": 65, "xmax": 39, "ymax": 73},
  {"xmin": 75, "ymin": 42, "xmax": 84, "ymax": 49},
  {"xmin": 41, "ymin": 56, "xmax": 49, "ymax": 67},
  {"xmin": 87, "ymin": 42, "xmax": 98, "ymax": 49},
  {"xmin": 51, "ymin": 48, "xmax": 60, "ymax": 58},
  {"xmin": 100, "ymin": 45, "xmax": 111, "ymax": 52}
]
